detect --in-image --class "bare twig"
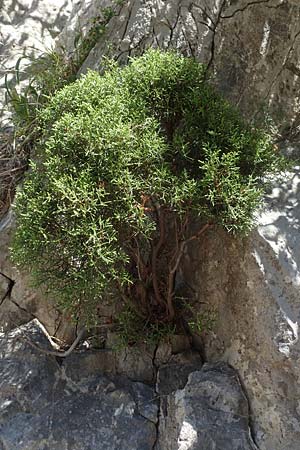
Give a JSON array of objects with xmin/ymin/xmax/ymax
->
[
  {"xmin": 184, "ymin": 222, "xmax": 212, "ymax": 245},
  {"xmin": 151, "ymin": 203, "xmax": 165, "ymax": 305},
  {"xmin": 0, "ymin": 165, "xmax": 27, "ymax": 177},
  {"xmin": 166, "ymin": 223, "xmax": 212, "ymax": 320},
  {"xmin": 18, "ymin": 325, "xmax": 114, "ymax": 358},
  {"xmin": 23, "ymin": 326, "xmax": 86, "ymax": 357},
  {"xmin": 133, "ymin": 236, "xmax": 148, "ymax": 281}
]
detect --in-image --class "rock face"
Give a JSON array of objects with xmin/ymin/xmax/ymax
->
[
  {"xmin": 0, "ymin": 320, "xmax": 257, "ymax": 450},
  {"xmin": 0, "ymin": 214, "xmax": 76, "ymax": 343},
  {"xmin": 157, "ymin": 362, "xmax": 257, "ymax": 450},
  {"xmin": 0, "ymin": 320, "xmax": 157, "ymax": 450},
  {"xmin": 59, "ymin": 0, "xmax": 300, "ymax": 135},
  {"xmin": 181, "ymin": 168, "xmax": 300, "ymax": 450},
  {"xmin": 0, "ymin": 0, "xmax": 75, "ymax": 124}
]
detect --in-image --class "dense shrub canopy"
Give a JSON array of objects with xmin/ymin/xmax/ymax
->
[{"xmin": 12, "ymin": 49, "xmax": 283, "ymax": 326}]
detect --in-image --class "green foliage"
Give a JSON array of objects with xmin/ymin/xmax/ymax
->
[
  {"xmin": 115, "ymin": 306, "xmax": 176, "ymax": 348},
  {"xmin": 187, "ymin": 308, "xmax": 216, "ymax": 334},
  {"xmin": 12, "ymin": 49, "xmax": 284, "ymax": 327},
  {"xmin": 6, "ymin": 51, "xmax": 76, "ymax": 130}
]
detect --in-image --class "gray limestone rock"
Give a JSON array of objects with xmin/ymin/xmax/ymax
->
[
  {"xmin": 157, "ymin": 362, "xmax": 257, "ymax": 450},
  {"xmin": 181, "ymin": 168, "xmax": 300, "ymax": 450},
  {"xmin": 0, "ymin": 214, "xmax": 76, "ymax": 343},
  {"xmin": 57, "ymin": 0, "xmax": 300, "ymax": 134},
  {"xmin": 156, "ymin": 350, "xmax": 203, "ymax": 396},
  {"xmin": 0, "ymin": 320, "xmax": 157, "ymax": 450},
  {"xmin": 0, "ymin": 0, "xmax": 75, "ymax": 126}
]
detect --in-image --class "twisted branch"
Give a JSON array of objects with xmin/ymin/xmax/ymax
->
[
  {"xmin": 166, "ymin": 223, "xmax": 212, "ymax": 320},
  {"xmin": 151, "ymin": 203, "xmax": 166, "ymax": 306}
]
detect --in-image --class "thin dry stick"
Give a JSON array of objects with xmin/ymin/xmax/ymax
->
[
  {"xmin": 166, "ymin": 223, "xmax": 212, "ymax": 319},
  {"xmin": 151, "ymin": 204, "xmax": 165, "ymax": 305},
  {"xmin": 23, "ymin": 326, "xmax": 87, "ymax": 357},
  {"xmin": 0, "ymin": 165, "xmax": 27, "ymax": 177},
  {"xmin": 133, "ymin": 236, "xmax": 148, "ymax": 281},
  {"xmin": 18, "ymin": 324, "xmax": 114, "ymax": 358}
]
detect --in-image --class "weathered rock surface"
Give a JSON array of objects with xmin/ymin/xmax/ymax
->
[
  {"xmin": 0, "ymin": 0, "xmax": 75, "ymax": 125},
  {"xmin": 62, "ymin": 333, "xmax": 197, "ymax": 385},
  {"xmin": 0, "ymin": 320, "xmax": 157, "ymax": 450},
  {"xmin": 62, "ymin": 337, "xmax": 157, "ymax": 384},
  {"xmin": 157, "ymin": 362, "xmax": 257, "ymax": 450},
  {"xmin": 181, "ymin": 167, "xmax": 300, "ymax": 450},
  {"xmin": 1, "ymin": 320, "xmax": 258, "ymax": 450},
  {"xmin": 0, "ymin": 213, "xmax": 76, "ymax": 343},
  {"xmin": 156, "ymin": 350, "xmax": 203, "ymax": 396},
  {"xmin": 59, "ymin": 0, "xmax": 300, "ymax": 134}
]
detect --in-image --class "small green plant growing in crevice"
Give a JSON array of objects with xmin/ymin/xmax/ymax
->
[
  {"xmin": 11, "ymin": 49, "xmax": 285, "ymax": 335},
  {"xmin": 115, "ymin": 306, "xmax": 176, "ymax": 348},
  {"xmin": 187, "ymin": 308, "xmax": 216, "ymax": 335},
  {"xmin": 5, "ymin": 51, "xmax": 76, "ymax": 132}
]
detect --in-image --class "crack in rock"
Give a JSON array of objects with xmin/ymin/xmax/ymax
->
[{"xmin": 221, "ymin": 0, "xmax": 275, "ymax": 19}]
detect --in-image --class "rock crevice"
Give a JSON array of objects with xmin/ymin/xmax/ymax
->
[{"xmin": 0, "ymin": 320, "xmax": 257, "ymax": 450}]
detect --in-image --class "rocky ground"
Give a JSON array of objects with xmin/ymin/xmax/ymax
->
[{"xmin": 0, "ymin": 320, "xmax": 257, "ymax": 450}]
